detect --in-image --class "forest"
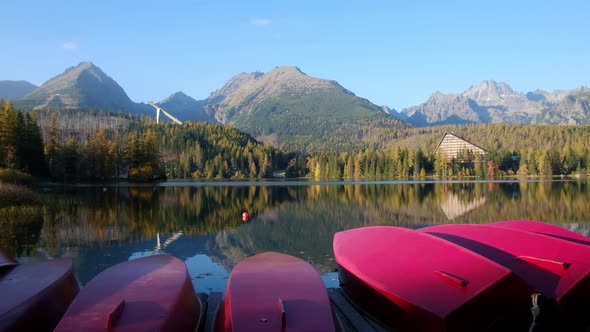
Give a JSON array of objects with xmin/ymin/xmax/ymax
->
[
  {"xmin": 1, "ymin": 100, "xmax": 589, "ymax": 182},
  {"xmin": 1, "ymin": 101, "xmax": 297, "ymax": 181}
]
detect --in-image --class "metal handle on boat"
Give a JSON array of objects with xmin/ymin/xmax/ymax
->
[
  {"xmin": 106, "ymin": 299, "xmax": 126, "ymax": 330},
  {"xmin": 434, "ymin": 270, "xmax": 468, "ymax": 288},
  {"xmin": 515, "ymin": 256, "xmax": 571, "ymax": 271}
]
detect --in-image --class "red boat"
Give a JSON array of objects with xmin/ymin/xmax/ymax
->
[
  {"xmin": 216, "ymin": 252, "xmax": 339, "ymax": 332},
  {"xmin": 333, "ymin": 226, "xmax": 532, "ymax": 332},
  {"xmin": 0, "ymin": 258, "xmax": 79, "ymax": 331},
  {"xmin": 0, "ymin": 248, "xmax": 18, "ymax": 269},
  {"xmin": 422, "ymin": 224, "xmax": 590, "ymax": 330},
  {"xmin": 54, "ymin": 254, "xmax": 201, "ymax": 332},
  {"xmin": 493, "ymin": 219, "xmax": 590, "ymax": 246}
]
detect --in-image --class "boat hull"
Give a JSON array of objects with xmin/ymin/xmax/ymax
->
[
  {"xmin": 334, "ymin": 226, "xmax": 532, "ymax": 332},
  {"xmin": 493, "ymin": 220, "xmax": 590, "ymax": 246},
  {"xmin": 422, "ymin": 224, "xmax": 590, "ymax": 331},
  {"xmin": 54, "ymin": 254, "xmax": 201, "ymax": 332},
  {"xmin": 216, "ymin": 252, "xmax": 338, "ymax": 332},
  {"xmin": 0, "ymin": 258, "xmax": 79, "ymax": 331}
]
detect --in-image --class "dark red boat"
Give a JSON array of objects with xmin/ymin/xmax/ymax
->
[
  {"xmin": 333, "ymin": 226, "xmax": 532, "ymax": 332},
  {"xmin": 216, "ymin": 252, "xmax": 339, "ymax": 332},
  {"xmin": 54, "ymin": 254, "xmax": 201, "ymax": 332},
  {"xmin": 422, "ymin": 224, "xmax": 590, "ymax": 330},
  {"xmin": 0, "ymin": 258, "xmax": 79, "ymax": 331},
  {"xmin": 493, "ymin": 219, "xmax": 590, "ymax": 246}
]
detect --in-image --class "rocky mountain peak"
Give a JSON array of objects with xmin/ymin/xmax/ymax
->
[
  {"xmin": 208, "ymin": 72, "xmax": 264, "ymax": 101},
  {"xmin": 157, "ymin": 91, "xmax": 213, "ymax": 122},
  {"xmin": 267, "ymin": 65, "xmax": 305, "ymax": 76},
  {"xmin": 18, "ymin": 62, "xmax": 136, "ymax": 112},
  {"xmin": 260, "ymin": 65, "xmax": 338, "ymax": 94},
  {"xmin": 194, "ymin": 65, "xmax": 406, "ymax": 149},
  {"xmin": 402, "ymin": 80, "xmax": 590, "ymax": 126},
  {"xmin": 62, "ymin": 62, "xmax": 103, "ymax": 79},
  {"xmin": 464, "ymin": 80, "xmax": 515, "ymax": 103},
  {"xmin": 160, "ymin": 91, "xmax": 194, "ymax": 103},
  {"xmin": 76, "ymin": 61, "xmax": 95, "ymax": 70}
]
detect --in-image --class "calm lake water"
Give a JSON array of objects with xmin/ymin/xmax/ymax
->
[{"xmin": 3, "ymin": 180, "xmax": 590, "ymax": 293}]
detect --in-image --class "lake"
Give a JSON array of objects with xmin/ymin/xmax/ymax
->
[{"xmin": 3, "ymin": 179, "xmax": 590, "ymax": 293}]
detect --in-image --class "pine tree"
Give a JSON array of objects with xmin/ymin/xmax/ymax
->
[
  {"xmin": 419, "ymin": 167, "xmax": 426, "ymax": 178},
  {"xmin": 538, "ymin": 151, "xmax": 553, "ymax": 177},
  {"xmin": 434, "ymin": 151, "xmax": 447, "ymax": 179},
  {"xmin": 414, "ymin": 148, "xmax": 424, "ymax": 178},
  {"xmin": 249, "ymin": 161, "xmax": 257, "ymax": 178},
  {"xmin": 260, "ymin": 154, "xmax": 272, "ymax": 178},
  {"xmin": 142, "ymin": 129, "xmax": 159, "ymax": 167},
  {"xmin": 353, "ymin": 152, "xmax": 364, "ymax": 180},
  {"xmin": 0, "ymin": 100, "xmax": 18, "ymax": 168},
  {"xmin": 124, "ymin": 132, "xmax": 141, "ymax": 169},
  {"xmin": 343, "ymin": 155, "xmax": 354, "ymax": 179},
  {"xmin": 517, "ymin": 163, "xmax": 529, "ymax": 178},
  {"xmin": 474, "ymin": 153, "xmax": 485, "ymax": 179},
  {"xmin": 13, "ymin": 112, "xmax": 25, "ymax": 169},
  {"xmin": 63, "ymin": 137, "xmax": 80, "ymax": 180}
]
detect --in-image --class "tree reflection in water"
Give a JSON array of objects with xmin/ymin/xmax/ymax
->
[{"xmin": 3, "ymin": 180, "xmax": 589, "ymax": 289}]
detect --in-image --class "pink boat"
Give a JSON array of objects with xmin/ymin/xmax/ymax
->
[
  {"xmin": 0, "ymin": 258, "xmax": 79, "ymax": 331},
  {"xmin": 493, "ymin": 219, "xmax": 590, "ymax": 246},
  {"xmin": 216, "ymin": 252, "xmax": 339, "ymax": 332},
  {"xmin": 422, "ymin": 224, "xmax": 590, "ymax": 330},
  {"xmin": 333, "ymin": 226, "xmax": 532, "ymax": 332},
  {"xmin": 55, "ymin": 254, "xmax": 201, "ymax": 332}
]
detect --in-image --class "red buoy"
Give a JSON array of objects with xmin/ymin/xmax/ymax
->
[{"xmin": 242, "ymin": 212, "xmax": 250, "ymax": 222}]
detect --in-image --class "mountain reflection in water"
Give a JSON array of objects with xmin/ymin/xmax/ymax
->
[{"xmin": 2, "ymin": 180, "xmax": 589, "ymax": 292}]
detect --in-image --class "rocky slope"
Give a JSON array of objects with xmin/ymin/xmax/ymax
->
[
  {"xmin": 402, "ymin": 80, "xmax": 590, "ymax": 126},
  {"xmin": 197, "ymin": 66, "xmax": 408, "ymax": 150},
  {"xmin": 156, "ymin": 91, "xmax": 213, "ymax": 122},
  {"xmin": 17, "ymin": 62, "xmax": 142, "ymax": 113}
]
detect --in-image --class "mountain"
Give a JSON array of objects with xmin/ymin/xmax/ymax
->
[
  {"xmin": 538, "ymin": 88, "xmax": 590, "ymax": 125},
  {"xmin": 198, "ymin": 66, "xmax": 408, "ymax": 151},
  {"xmin": 402, "ymin": 92, "xmax": 481, "ymax": 126},
  {"xmin": 0, "ymin": 80, "xmax": 38, "ymax": 100},
  {"xmin": 17, "ymin": 62, "xmax": 141, "ymax": 113},
  {"xmin": 463, "ymin": 80, "xmax": 515, "ymax": 104},
  {"xmin": 156, "ymin": 91, "xmax": 213, "ymax": 122},
  {"xmin": 402, "ymin": 80, "xmax": 590, "ymax": 126},
  {"xmin": 7, "ymin": 63, "xmax": 408, "ymax": 151}
]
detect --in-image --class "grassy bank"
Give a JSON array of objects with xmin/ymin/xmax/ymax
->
[
  {"xmin": 0, "ymin": 183, "xmax": 41, "ymax": 207},
  {"xmin": 0, "ymin": 182, "xmax": 45, "ymax": 256}
]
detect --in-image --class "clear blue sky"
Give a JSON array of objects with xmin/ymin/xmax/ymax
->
[{"xmin": 2, "ymin": 0, "xmax": 589, "ymax": 109}]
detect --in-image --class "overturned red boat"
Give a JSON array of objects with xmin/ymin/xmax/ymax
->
[
  {"xmin": 216, "ymin": 252, "xmax": 339, "ymax": 332},
  {"xmin": 54, "ymin": 254, "xmax": 201, "ymax": 332},
  {"xmin": 493, "ymin": 219, "xmax": 590, "ymax": 246},
  {"xmin": 0, "ymin": 258, "xmax": 79, "ymax": 331},
  {"xmin": 333, "ymin": 226, "xmax": 532, "ymax": 332},
  {"xmin": 422, "ymin": 224, "xmax": 590, "ymax": 330}
]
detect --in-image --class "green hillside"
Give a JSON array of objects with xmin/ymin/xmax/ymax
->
[{"xmin": 232, "ymin": 90, "xmax": 408, "ymax": 152}]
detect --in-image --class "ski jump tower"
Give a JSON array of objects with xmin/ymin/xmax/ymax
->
[{"xmin": 148, "ymin": 101, "xmax": 183, "ymax": 125}]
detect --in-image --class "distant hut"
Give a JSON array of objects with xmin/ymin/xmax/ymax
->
[{"xmin": 435, "ymin": 132, "xmax": 487, "ymax": 162}]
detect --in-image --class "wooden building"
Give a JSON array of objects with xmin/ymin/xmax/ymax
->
[{"xmin": 435, "ymin": 132, "xmax": 488, "ymax": 162}]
